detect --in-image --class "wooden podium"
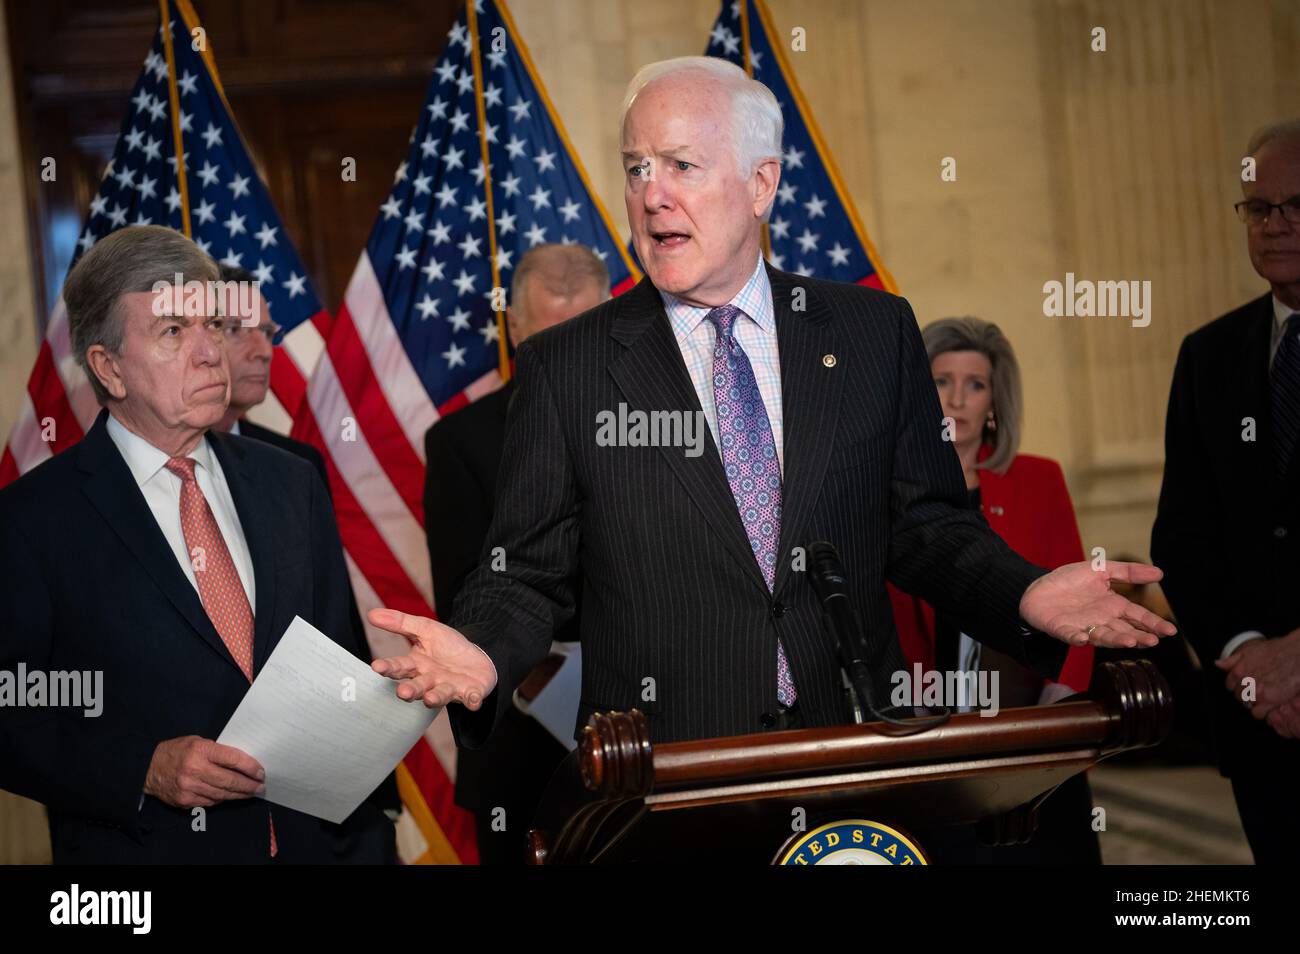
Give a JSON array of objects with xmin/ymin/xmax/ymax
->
[{"xmin": 526, "ymin": 660, "xmax": 1172, "ymax": 864}]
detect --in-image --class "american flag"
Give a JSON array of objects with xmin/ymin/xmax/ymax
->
[
  {"xmin": 706, "ymin": 0, "xmax": 896, "ymax": 289},
  {"xmin": 292, "ymin": 0, "xmax": 638, "ymax": 864},
  {"xmin": 0, "ymin": 0, "xmax": 328, "ymax": 488}
]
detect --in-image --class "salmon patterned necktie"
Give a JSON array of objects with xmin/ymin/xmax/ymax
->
[{"xmin": 165, "ymin": 456, "xmax": 275, "ymax": 857}]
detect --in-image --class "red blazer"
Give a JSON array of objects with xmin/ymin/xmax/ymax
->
[{"xmin": 888, "ymin": 447, "xmax": 1094, "ymax": 692}]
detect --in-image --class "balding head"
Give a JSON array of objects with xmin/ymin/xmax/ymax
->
[{"xmin": 508, "ymin": 243, "xmax": 610, "ymax": 346}]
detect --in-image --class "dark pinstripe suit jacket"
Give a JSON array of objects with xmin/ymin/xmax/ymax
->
[{"xmin": 448, "ymin": 265, "xmax": 1065, "ymax": 746}]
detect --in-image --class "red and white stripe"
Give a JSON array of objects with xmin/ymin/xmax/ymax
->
[{"xmin": 294, "ymin": 251, "xmax": 492, "ymax": 864}]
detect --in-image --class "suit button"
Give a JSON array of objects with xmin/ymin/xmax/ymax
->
[
  {"xmin": 760, "ymin": 712, "xmax": 777, "ymax": 729},
  {"xmin": 771, "ymin": 601, "xmax": 785, "ymax": 618},
  {"xmin": 1275, "ymin": 526, "xmax": 1288, "ymax": 539}
]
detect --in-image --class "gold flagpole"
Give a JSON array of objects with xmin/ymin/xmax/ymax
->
[
  {"xmin": 158, "ymin": 0, "xmax": 192, "ymax": 237},
  {"xmin": 466, "ymin": 0, "xmax": 509, "ymax": 383},
  {"xmin": 752, "ymin": 0, "xmax": 896, "ymax": 291}
]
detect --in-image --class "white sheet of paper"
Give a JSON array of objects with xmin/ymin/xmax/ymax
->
[
  {"xmin": 218, "ymin": 615, "xmax": 438, "ymax": 824},
  {"xmin": 513, "ymin": 641, "xmax": 581, "ymax": 751}
]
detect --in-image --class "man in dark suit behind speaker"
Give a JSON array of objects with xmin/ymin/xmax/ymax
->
[
  {"xmin": 368, "ymin": 59, "xmax": 1174, "ymax": 793},
  {"xmin": 0, "ymin": 226, "xmax": 394, "ymax": 863},
  {"xmin": 1153, "ymin": 120, "xmax": 1300, "ymax": 863},
  {"xmin": 213, "ymin": 264, "xmax": 327, "ymax": 486},
  {"xmin": 422, "ymin": 243, "xmax": 608, "ymax": 863}
]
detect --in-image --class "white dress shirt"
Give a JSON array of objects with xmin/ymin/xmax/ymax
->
[
  {"xmin": 106, "ymin": 414, "xmax": 256, "ymax": 608},
  {"xmin": 659, "ymin": 254, "xmax": 785, "ymax": 474}
]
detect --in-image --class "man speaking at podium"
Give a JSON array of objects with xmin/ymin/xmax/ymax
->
[{"xmin": 371, "ymin": 57, "xmax": 1174, "ymax": 749}]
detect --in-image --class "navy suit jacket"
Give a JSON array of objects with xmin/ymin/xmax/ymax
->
[
  {"xmin": 239, "ymin": 418, "xmax": 328, "ymax": 491},
  {"xmin": 1152, "ymin": 294, "xmax": 1300, "ymax": 777},
  {"xmin": 0, "ymin": 411, "xmax": 394, "ymax": 863}
]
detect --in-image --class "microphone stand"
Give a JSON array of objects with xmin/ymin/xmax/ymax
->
[{"xmin": 807, "ymin": 540, "xmax": 950, "ymax": 736}]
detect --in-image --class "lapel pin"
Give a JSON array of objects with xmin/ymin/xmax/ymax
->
[
  {"xmin": 822, "ymin": 354, "xmax": 836, "ymax": 368},
  {"xmin": 989, "ymin": 505, "xmax": 1004, "ymax": 516}
]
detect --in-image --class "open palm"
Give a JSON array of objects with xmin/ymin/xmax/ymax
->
[
  {"xmin": 369, "ymin": 608, "xmax": 498, "ymax": 709},
  {"xmin": 1019, "ymin": 561, "xmax": 1177, "ymax": 648}
]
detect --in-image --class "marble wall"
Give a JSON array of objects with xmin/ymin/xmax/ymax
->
[
  {"xmin": 0, "ymin": 2, "xmax": 38, "ymax": 471},
  {"xmin": 503, "ymin": 0, "xmax": 1298, "ymax": 560},
  {"xmin": 0, "ymin": 0, "xmax": 52, "ymax": 865}
]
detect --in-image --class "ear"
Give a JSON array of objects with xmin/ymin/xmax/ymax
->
[
  {"xmin": 85, "ymin": 345, "xmax": 127, "ymax": 401},
  {"xmin": 751, "ymin": 156, "xmax": 781, "ymax": 219},
  {"xmin": 505, "ymin": 305, "xmax": 523, "ymax": 349}
]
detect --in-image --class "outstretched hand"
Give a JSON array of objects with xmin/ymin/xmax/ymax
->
[
  {"xmin": 369, "ymin": 608, "xmax": 498, "ymax": 710},
  {"xmin": 1019, "ymin": 560, "xmax": 1177, "ymax": 648}
]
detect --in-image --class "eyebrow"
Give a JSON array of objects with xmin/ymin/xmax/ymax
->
[
  {"xmin": 620, "ymin": 146, "xmax": 697, "ymax": 161},
  {"xmin": 150, "ymin": 312, "xmax": 196, "ymax": 326}
]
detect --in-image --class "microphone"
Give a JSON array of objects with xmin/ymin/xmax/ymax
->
[{"xmin": 806, "ymin": 541, "xmax": 949, "ymax": 733}]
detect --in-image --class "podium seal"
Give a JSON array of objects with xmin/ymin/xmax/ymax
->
[{"xmin": 774, "ymin": 819, "xmax": 929, "ymax": 865}]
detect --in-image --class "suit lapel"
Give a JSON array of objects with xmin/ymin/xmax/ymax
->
[
  {"xmin": 77, "ymin": 412, "xmax": 243, "ymax": 674},
  {"xmin": 770, "ymin": 268, "xmax": 844, "ymax": 597},
  {"xmin": 208, "ymin": 430, "xmax": 279, "ymax": 673},
  {"xmin": 606, "ymin": 279, "xmax": 769, "ymax": 596}
]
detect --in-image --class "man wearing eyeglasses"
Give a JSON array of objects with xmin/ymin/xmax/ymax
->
[
  {"xmin": 212, "ymin": 265, "xmax": 326, "ymax": 487},
  {"xmin": 1153, "ymin": 119, "xmax": 1300, "ymax": 863}
]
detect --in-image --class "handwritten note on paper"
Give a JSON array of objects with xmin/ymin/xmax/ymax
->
[{"xmin": 218, "ymin": 616, "xmax": 438, "ymax": 824}]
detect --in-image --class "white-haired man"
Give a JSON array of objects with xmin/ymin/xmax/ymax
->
[
  {"xmin": 1153, "ymin": 119, "xmax": 1300, "ymax": 862},
  {"xmin": 370, "ymin": 57, "xmax": 1174, "ymax": 783}
]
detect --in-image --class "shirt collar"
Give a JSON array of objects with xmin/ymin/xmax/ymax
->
[
  {"xmin": 659, "ymin": 253, "xmax": 774, "ymax": 344},
  {"xmin": 1274, "ymin": 294, "xmax": 1299, "ymax": 330},
  {"xmin": 105, "ymin": 412, "xmax": 215, "ymax": 488}
]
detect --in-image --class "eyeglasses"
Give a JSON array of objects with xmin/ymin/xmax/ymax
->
[
  {"xmin": 1234, "ymin": 196, "xmax": 1300, "ymax": 226},
  {"xmin": 223, "ymin": 319, "xmax": 285, "ymax": 345}
]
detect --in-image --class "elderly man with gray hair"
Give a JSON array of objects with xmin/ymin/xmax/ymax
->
[
  {"xmin": 1153, "ymin": 119, "xmax": 1300, "ymax": 862},
  {"xmin": 371, "ymin": 56, "xmax": 1175, "ymax": 861},
  {"xmin": 0, "ymin": 225, "xmax": 394, "ymax": 863}
]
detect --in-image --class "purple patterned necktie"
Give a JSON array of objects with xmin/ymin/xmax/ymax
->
[{"xmin": 705, "ymin": 304, "xmax": 797, "ymax": 706}]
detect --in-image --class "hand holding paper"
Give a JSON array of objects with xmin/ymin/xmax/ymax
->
[
  {"xmin": 369, "ymin": 607, "xmax": 498, "ymax": 710},
  {"xmin": 144, "ymin": 736, "xmax": 265, "ymax": 809}
]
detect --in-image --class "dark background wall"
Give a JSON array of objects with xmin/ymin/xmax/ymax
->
[{"xmin": 5, "ymin": 0, "xmax": 460, "ymax": 329}]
